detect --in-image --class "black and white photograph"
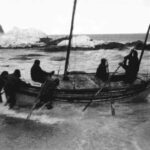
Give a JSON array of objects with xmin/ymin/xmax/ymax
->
[{"xmin": 0, "ymin": 0, "xmax": 150, "ymax": 149}]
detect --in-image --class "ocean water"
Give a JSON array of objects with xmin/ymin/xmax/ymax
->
[
  {"xmin": 89, "ymin": 33, "xmax": 150, "ymax": 43},
  {"xmin": 0, "ymin": 34, "xmax": 150, "ymax": 150},
  {"xmin": 51, "ymin": 33, "xmax": 150, "ymax": 43}
]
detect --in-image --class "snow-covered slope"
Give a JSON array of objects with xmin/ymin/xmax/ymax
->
[
  {"xmin": 0, "ymin": 27, "xmax": 47, "ymax": 48},
  {"xmin": 57, "ymin": 35, "xmax": 105, "ymax": 48}
]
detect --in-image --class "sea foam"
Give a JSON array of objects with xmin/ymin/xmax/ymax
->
[
  {"xmin": 57, "ymin": 35, "xmax": 105, "ymax": 48},
  {"xmin": 0, "ymin": 27, "xmax": 47, "ymax": 48}
]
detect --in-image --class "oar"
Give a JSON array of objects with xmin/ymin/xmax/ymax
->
[
  {"xmin": 26, "ymin": 81, "xmax": 47, "ymax": 120},
  {"xmin": 57, "ymin": 65, "xmax": 61, "ymax": 76},
  {"xmin": 111, "ymin": 101, "xmax": 115, "ymax": 116},
  {"xmin": 82, "ymin": 65, "xmax": 121, "ymax": 112},
  {"xmin": 26, "ymin": 96, "xmax": 40, "ymax": 120}
]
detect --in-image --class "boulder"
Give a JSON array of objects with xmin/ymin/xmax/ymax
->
[{"xmin": 95, "ymin": 42, "xmax": 125, "ymax": 50}]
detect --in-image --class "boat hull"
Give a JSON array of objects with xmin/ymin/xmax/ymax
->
[
  {"xmin": 2, "ymin": 73, "xmax": 150, "ymax": 107},
  {"xmin": 15, "ymin": 82, "xmax": 150, "ymax": 107}
]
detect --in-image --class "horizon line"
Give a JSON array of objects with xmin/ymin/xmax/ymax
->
[{"xmin": 47, "ymin": 33, "xmax": 147, "ymax": 36}]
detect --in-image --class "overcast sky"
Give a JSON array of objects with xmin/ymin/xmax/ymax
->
[{"xmin": 0, "ymin": 0, "xmax": 150, "ymax": 34}]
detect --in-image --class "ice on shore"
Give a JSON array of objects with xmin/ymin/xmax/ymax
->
[
  {"xmin": 0, "ymin": 27, "xmax": 47, "ymax": 48},
  {"xmin": 0, "ymin": 29, "xmax": 129, "ymax": 50},
  {"xmin": 0, "ymin": 28, "xmax": 106, "ymax": 49},
  {"xmin": 57, "ymin": 35, "xmax": 105, "ymax": 48}
]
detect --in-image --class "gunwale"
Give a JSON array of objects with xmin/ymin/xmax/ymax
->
[{"xmin": 16, "ymin": 73, "xmax": 150, "ymax": 105}]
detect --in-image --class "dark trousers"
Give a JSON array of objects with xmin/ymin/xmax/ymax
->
[
  {"xmin": 5, "ymin": 91, "xmax": 16, "ymax": 109},
  {"xmin": 35, "ymin": 95, "xmax": 54, "ymax": 109}
]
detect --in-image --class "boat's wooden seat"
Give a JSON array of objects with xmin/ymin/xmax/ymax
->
[{"xmin": 30, "ymin": 81, "xmax": 41, "ymax": 87}]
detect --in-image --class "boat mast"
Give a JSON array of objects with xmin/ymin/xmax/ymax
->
[
  {"xmin": 63, "ymin": 0, "xmax": 77, "ymax": 79},
  {"xmin": 138, "ymin": 24, "xmax": 150, "ymax": 69}
]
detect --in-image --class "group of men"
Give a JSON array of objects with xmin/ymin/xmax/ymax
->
[
  {"xmin": 0, "ymin": 69, "xmax": 29, "ymax": 109},
  {"xmin": 0, "ymin": 48, "xmax": 140, "ymax": 109},
  {"xmin": 96, "ymin": 48, "xmax": 139, "ymax": 83},
  {"xmin": 0, "ymin": 60, "xmax": 59, "ymax": 109}
]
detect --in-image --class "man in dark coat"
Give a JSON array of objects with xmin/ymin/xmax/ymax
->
[
  {"xmin": 0, "ymin": 71, "xmax": 8, "ymax": 102},
  {"xmin": 4, "ymin": 69, "xmax": 29, "ymax": 109},
  {"xmin": 119, "ymin": 49, "xmax": 139, "ymax": 83},
  {"xmin": 31, "ymin": 59, "xmax": 55, "ymax": 83},
  {"xmin": 96, "ymin": 58, "xmax": 109, "ymax": 81}
]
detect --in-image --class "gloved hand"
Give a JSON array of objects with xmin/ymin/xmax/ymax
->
[{"xmin": 119, "ymin": 62, "xmax": 123, "ymax": 66}]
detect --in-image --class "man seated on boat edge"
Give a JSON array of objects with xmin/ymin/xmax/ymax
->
[
  {"xmin": 4, "ymin": 69, "xmax": 30, "ymax": 109},
  {"xmin": 0, "ymin": 71, "xmax": 8, "ymax": 103},
  {"xmin": 118, "ymin": 49, "xmax": 139, "ymax": 83},
  {"xmin": 31, "ymin": 59, "xmax": 55, "ymax": 83},
  {"xmin": 34, "ymin": 77, "xmax": 60, "ymax": 110},
  {"xmin": 95, "ymin": 58, "xmax": 109, "ymax": 81}
]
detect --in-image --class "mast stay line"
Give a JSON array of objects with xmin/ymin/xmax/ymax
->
[
  {"xmin": 138, "ymin": 24, "xmax": 150, "ymax": 69},
  {"xmin": 63, "ymin": 0, "xmax": 77, "ymax": 79}
]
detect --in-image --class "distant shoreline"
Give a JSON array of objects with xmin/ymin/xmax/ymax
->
[
  {"xmin": 0, "ymin": 33, "xmax": 150, "ymax": 51},
  {"xmin": 0, "ymin": 40, "xmax": 150, "ymax": 51}
]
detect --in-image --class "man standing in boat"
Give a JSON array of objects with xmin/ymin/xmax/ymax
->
[
  {"xmin": 119, "ymin": 49, "xmax": 139, "ymax": 83},
  {"xmin": 31, "ymin": 59, "xmax": 55, "ymax": 83},
  {"xmin": 96, "ymin": 58, "xmax": 109, "ymax": 81}
]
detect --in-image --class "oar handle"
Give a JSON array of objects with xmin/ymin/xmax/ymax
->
[{"xmin": 26, "ymin": 97, "xmax": 40, "ymax": 120}]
